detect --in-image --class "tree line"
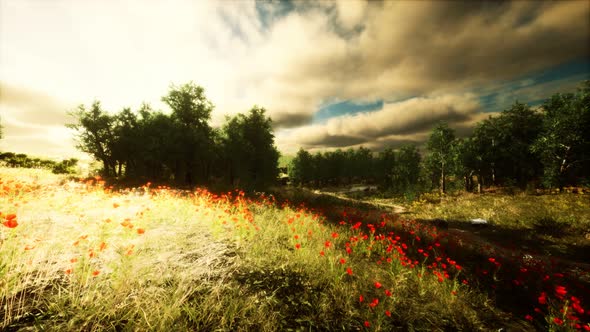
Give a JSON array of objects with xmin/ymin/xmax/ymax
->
[
  {"xmin": 0, "ymin": 152, "xmax": 78, "ymax": 174},
  {"xmin": 67, "ymin": 82, "xmax": 279, "ymax": 189},
  {"xmin": 290, "ymin": 81, "xmax": 590, "ymax": 192}
]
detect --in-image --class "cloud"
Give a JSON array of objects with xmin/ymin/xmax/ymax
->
[
  {"xmin": 0, "ymin": 82, "xmax": 74, "ymax": 126},
  {"xmin": 234, "ymin": 0, "xmax": 589, "ymax": 131},
  {"xmin": 277, "ymin": 93, "xmax": 482, "ymax": 152},
  {"xmin": 0, "ymin": 0, "xmax": 588, "ymax": 157},
  {"xmin": 336, "ymin": 0, "xmax": 367, "ymax": 30}
]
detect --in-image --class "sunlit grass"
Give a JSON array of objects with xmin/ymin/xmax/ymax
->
[{"xmin": 1, "ymin": 168, "xmax": 587, "ymax": 331}]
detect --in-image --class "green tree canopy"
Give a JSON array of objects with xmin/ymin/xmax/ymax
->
[
  {"xmin": 426, "ymin": 122, "xmax": 456, "ymax": 194},
  {"xmin": 532, "ymin": 81, "xmax": 590, "ymax": 188},
  {"xmin": 67, "ymin": 101, "xmax": 116, "ymax": 176}
]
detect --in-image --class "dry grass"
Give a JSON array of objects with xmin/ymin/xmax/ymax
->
[{"xmin": 2, "ymin": 168, "xmax": 580, "ymax": 331}]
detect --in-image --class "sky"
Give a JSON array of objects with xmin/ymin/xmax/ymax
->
[{"xmin": 1, "ymin": 0, "xmax": 589, "ymax": 160}]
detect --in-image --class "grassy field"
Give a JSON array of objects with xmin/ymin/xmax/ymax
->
[
  {"xmin": 368, "ymin": 191, "xmax": 590, "ymax": 264},
  {"xmin": 1, "ymin": 168, "xmax": 589, "ymax": 331}
]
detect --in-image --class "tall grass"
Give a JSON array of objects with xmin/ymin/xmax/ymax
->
[{"xmin": 1, "ymin": 168, "xmax": 586, "ymax": 331}]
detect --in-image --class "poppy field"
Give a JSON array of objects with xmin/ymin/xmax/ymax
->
[{"xmin": 1, "ymin": 167, "xmax": 589, "ymax": 331}]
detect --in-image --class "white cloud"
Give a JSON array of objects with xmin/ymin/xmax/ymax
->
[{"xmin": 0, "ymin": 0, "xmax": 588, "ymax": 157}]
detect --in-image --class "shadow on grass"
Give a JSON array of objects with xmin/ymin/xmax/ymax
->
[{"xmin": 270, "ymin": 187, "xmax": 590, "ymax": 329}]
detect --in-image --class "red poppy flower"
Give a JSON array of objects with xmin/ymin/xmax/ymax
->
[
  {"xmin": 385, "ymin": 289, "xmax": 392, "ymax": 297},
  {"xmin": 346, "ymin": 267, "xmax": 353, "ymax": 275},
  {"xmin": 295, "ymin": 243, "xmax": 301, "ymax": 250},
  {"xmin": 369, "ymin": 298, "xmax": 379, "ymax": 308},
  {"xmin": 553, "ymin": 317, "xmax": 563, "ymax": 325},
  {"xmin": 2, "ymin": 214, "xmax": 18, "ymax": 228},
  {"xmin": 374, "ymin": 281, "xmax": 382, "ymax": 289},
  {"xmin": 525, "ymin": 314, "xmax": 533, "ymax": 321},
  {"xmin": 538, "ymin": 292, "xmax": 547, "ymax": 305},
  {"xmin": 364, "ymin": 321, "xmax": 370, "ymax": 327},
  {"xmin": 137, "ymin": 228, "xmax": 145, "ymax": 235},
  {"xmin": 385, "ymin": 310, "xmax": 391, "ymax": 317},
  {"xmin": 555, "ymin": 285, "xmax": 567, "ymax": 298}
]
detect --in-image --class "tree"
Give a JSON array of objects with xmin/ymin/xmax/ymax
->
[
  {"xmin": 532, "ymin": 81, "xmax": 590, "ymax": 188},
  {"xmin": 492, "ymin": 102, "xmax": 543, "ymax": 187},
  {"xmin": 162, "ymin": 82, "xmax": 215, "ymax": 185},
  {"xmin": 67, "ymin": 101, "xmax": 116, "ymax": 176},
  {"xmin": 393, "ymin": 144, "xmax": 421, "ymax": 193},
  {"xmin": 222, "ymin": 106, "xmax": 279, "ymax": 188},
  {"xmin": 111, "ymin": 107, "xmax": 139, "ymax": 177},
  {"xmin": 290, "ymin": 148, "xmax": 314, "ymax": 186},
  {"xmin": 375, "ymin": 148, "xmax": 396, "ymax": 189},
  {"xmin": 426, "ymin": 122, "xmax": 456, "ymax": 194}
]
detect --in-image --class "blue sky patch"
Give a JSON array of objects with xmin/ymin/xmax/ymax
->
[
  {"xmin": 313, "ymin": 100, "xmax": 384, "ymax": 123},
  {"xmin": 477, "ymin": 57, "xmax": 590, "ymax": 113}
]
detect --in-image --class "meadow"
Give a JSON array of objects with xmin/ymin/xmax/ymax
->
[{"xmin": 1, "ymin": 167, "xmax": 589, "ymax": 331}]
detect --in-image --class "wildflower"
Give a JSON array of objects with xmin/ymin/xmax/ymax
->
[
  {"xmin": 65, "ymin": 269, "xmax": 72, "ymax": 275},
  {"xmin": 359, "ymin": 295, "xmax": 364, "ymax": 302},
  {"xmin": 385, "ymin": 289, "xmax": 392, "ymax": 297},
  {"xmin": 553, "ymin": 317, "xmax": 563, "ymax": 325},
  {"xmin": 346, "ymin": 267, "xmax": 353, "ymax": 275},
  {"xmin": 137, "ymin": 228, "xmax": 145, "ymax": 235},
  {"xmin": 339, "ymin": 258, "xmax": 346, "ymax": 264},
  {"xmin": 538, "ymin": 292, "xmax": 547, "ymax": 305},
  {"xmin": 320, "ymin": 250, "xmax": 325, "ymax": 256},
  {"xmin": 554, "ymin": 285, "xmax": 567, "ymax": 298},
  {"xmin": 2, "ymin": 213, "xmax": 18, "ymax": 228},
  {"xmin": 364, "ymin": 321, "xmax": 370, "ymax": 327},
  {"xmin": 99, "ymin": 242, "xmax": 107, "ymax": 251},
  {"xmin": 525, "ymin": 314, "xmax": 533, "ymax": 321},
  {"xmin": 332, "ymin": 232, "xmax": 339, "ymax": 238},
  {"xmin": 295, "ymin": 243, "xmax": 301, "ymax": 250},
  {"xmin": 92, "ymin": 270, "xmax": 100, "ymax": 277},
  {"xmin": 324, "ymin": 240, "xmax": 332, "ymax": 248},
  {"xmin": 369, "ymin": 298, "xmax": 379, "ymax": 308},
  {"xmin": 113, "ymin": 203, "xmax": 120, "ymax": 208},
  {"xmin": 374, "ymin": 281, "xmax": 382, "ymax": 289},
  {"xmin": 385, "ymin": 310, "xmax": 391, "ymax": 317}
]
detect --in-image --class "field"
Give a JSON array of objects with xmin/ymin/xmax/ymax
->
[{"xmin": 1, "ymin": 168, "xmax": 589, "ymax": 331}]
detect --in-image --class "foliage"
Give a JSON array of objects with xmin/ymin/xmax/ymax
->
[
  {"xmin": 221, "ymin": 106, "xmax": 280, "ymax": 188},
  {"xmin": 67, "ymin": 101, "xmax": 116, "ymax": 176},
  {"xmin": 425, "ymin": 122, "xmax": 456, "ymax": 194},
  {"xmin": 0, "ymin": 152, "xmax": 77, "ymax": 174},
  {"xmin": 532, "ymin": 81, "xmax": 590, "ymax": 188},
  {"xmin": 68, "ymin": 83, "xmax": 280, "ymax": 190}
]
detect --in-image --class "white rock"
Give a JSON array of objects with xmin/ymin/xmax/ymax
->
[{"xmin": 470, "ymin": 218, "xmax": 488, "ymax": 225}]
